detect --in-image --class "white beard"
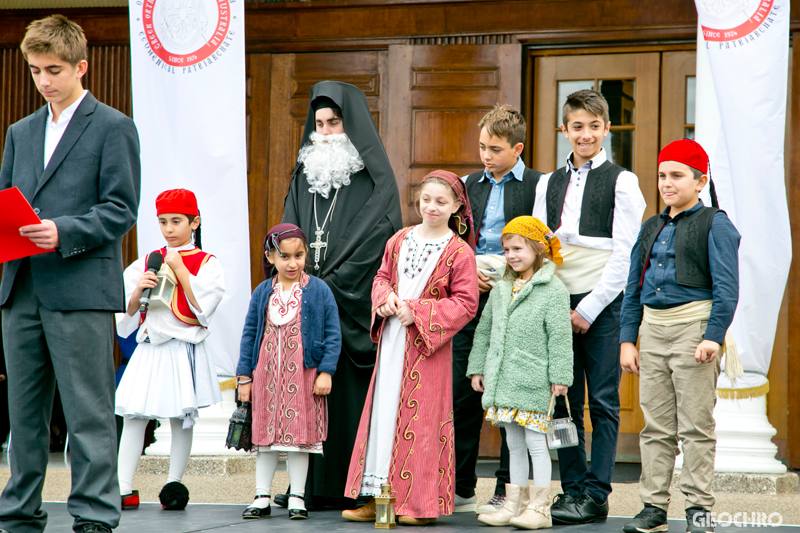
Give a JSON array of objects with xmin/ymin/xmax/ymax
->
[{"xmin": 297, "ymin": 132, "xmax": 365, "ymax": 199}]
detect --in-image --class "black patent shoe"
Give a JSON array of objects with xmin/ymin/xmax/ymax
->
[
  {"xmin": 273, "ymin": 493, "xmax": 289, "ymax": 508},
  {"xmin": 288, "ymin": 493, "xmax": 308, "ymax": 520},
  {"xmin": 550, "ymin": 492, "xmax": 578, "ymax": 522},
  {"xmin": 289, "ymin": 508, "xmax": 308, "ymax": 520},
  {"xmin": 242, "ymin": 495, "xmax": 271, "ymax": 519},
  {"xmin": 551, "ymin": 492, "xmax": 608, "ymax": 525}
]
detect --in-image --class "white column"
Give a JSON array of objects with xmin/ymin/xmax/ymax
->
[
  {"xmin": 675, "ymin": 374, "xmax": 785, "ymax": 474},
  {"xmin": 711, "ymin": 394, "xmax": 785, "ymax": 474}
]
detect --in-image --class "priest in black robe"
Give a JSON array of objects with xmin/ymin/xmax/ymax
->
[{"xmin": 279, "ymin": 81, "xmax": 402, "ymax": 509}]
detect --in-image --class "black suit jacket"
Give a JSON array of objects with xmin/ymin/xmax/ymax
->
[{"xmin": 0, "ymin": 92, "xmax": 141, "ymax": 311}]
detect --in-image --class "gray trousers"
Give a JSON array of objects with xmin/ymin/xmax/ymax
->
[{"xmin": 0, "ymin": 263, "xmax": 120, "ymax": 532}]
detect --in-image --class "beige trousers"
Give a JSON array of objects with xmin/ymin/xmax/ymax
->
[{"xmin": 638, "ymin": 320, "xmax": 719, "ymax": 511}]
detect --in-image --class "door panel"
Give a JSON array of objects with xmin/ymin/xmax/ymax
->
[{"xmin": 387, "ymin": 44, "xmax": 522, "ymax": 225}]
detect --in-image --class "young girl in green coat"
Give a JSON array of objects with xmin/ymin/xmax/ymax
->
[{"xmin": 467, "ymin": 216, "xmax": 573, "ymax": 530}]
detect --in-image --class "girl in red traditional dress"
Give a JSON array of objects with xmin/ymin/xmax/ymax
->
[
  {"xmin": 236, "ymin": 223, "xmax": 341, "ymax": 520},
  {"xmin": 116, "ymin": 189, "xmax": 226, "ymax": 510},
  {"xmin": 343, "ymin": 170, "xmax": 479, "ymax": 526}
]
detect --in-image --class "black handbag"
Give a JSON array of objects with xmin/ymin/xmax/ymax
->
[{"xmin": 225, "ymin": 396, "xmax": 254, "ymax": 452}]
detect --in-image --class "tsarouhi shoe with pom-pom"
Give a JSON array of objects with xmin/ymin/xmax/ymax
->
[{"xmin": 159, "ymin": 482, "xmax": 190, "ymax": 510}]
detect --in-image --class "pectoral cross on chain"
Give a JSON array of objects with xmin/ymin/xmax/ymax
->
[{"xmin": 310, "ymin": 229, "xmax": 327, "ymax": 271}]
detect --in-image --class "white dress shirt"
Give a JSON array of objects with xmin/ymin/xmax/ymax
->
[
  {"xmin": 44, "ymin": 90, "xmax": 88, "ymax": 168},
  {"xmin": 533, "ymin": 148, "xmax": 646, "ymax": 323}
]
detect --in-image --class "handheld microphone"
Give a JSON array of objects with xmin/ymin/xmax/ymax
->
[{"xmin": 139, "ymin": 253, "xmax": 164, "ymax": 314}]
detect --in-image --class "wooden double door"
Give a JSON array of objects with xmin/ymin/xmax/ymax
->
[{"xmin": 247, "ymin": 46, "xmax": 698, "ymax": 461}]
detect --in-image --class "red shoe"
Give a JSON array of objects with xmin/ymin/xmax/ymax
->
[{"xmin": 121, "ymin": 490, "xmax": 140, "ymax": 510}]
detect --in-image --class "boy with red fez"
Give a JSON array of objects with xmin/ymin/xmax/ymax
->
[
  {"xmin": 115, "ymin": 189, "xmax": 226, "ymax": 512},
  {"xmin": 620, "ymin": 139, "xmax": 740, "ymax": 533}
]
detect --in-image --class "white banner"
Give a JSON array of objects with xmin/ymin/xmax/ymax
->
[
  {"xmin": 129, "ymin": 0, "xmax": 249, "ymax": 377},
  {"xmin": 694, "ymin": 0, "xmax": 791, "ymax": 388}
]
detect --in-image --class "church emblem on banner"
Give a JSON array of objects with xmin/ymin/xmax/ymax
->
[
  {"xmin": 139, "ymin": 0, "xmax": 235, "ymax": 71},
  {"xmin": 698, "ymin": 0, "xmax": 780, "ymax": 43}
]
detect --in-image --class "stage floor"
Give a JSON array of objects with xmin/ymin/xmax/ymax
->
[{"xmin": 38, "ymin": 502, "xmax": 800, "ymax": 532}]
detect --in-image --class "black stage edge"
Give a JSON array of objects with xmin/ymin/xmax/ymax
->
[{"xmin": 39, "ymin": 503, "xmax": 800, "ymax": 532}]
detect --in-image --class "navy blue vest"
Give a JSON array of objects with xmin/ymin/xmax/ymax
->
[{"xmin": 639, "ymin": 207, "xmax": 720, "ymax": 289}]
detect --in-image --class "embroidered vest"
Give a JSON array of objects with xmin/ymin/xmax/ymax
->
[
  {"xmin": 465, "ymin": 167, "xmax": 542, "ymax": 240},
  {"xmin": 639, "ymin": 207, "xmax": 720, "ymax": 290},
  {"xmin": 545, "ymin": 160, "xmax": 624, "ymax": 238},
  {"xmin": 145, "ymin": 247, "xmax": 213, "ymax": 327}
]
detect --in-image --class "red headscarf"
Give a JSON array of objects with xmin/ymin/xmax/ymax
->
[
  {"xmin": 421, "ymin": 170, "xmax": 476, "ymax": 249},
  {"xmin": 156, "ymin": 189, "xmax": 199, "ymax": 216}
]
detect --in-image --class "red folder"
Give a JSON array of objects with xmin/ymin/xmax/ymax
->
[{"xmin": 0, "ymin": 187, "xmax": 55, "ymax": 263}]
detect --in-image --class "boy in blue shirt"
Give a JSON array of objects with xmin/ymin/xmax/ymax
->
[
  {"xmin": 453, "ymin": 104, "xmax": 543, "ymax": 514},
  {"xmin": 619, "ymin": 139, "xmax": 740, "ymax": 533}
]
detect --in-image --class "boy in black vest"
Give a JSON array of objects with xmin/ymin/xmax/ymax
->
[
  {"xmin": 452, "ymin": 104, "xmax": 542, "ymax": 513},
  {"xmin": 533, "ymin": 89, "xmax": 646, "ymax": 523},
  {"xmin": 620, "ymin": 140, "xmax": 740, "ymax": 533}
]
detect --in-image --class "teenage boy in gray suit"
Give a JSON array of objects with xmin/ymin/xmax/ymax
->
[{"xmin": 0, "ymin": 15, "xmax": 140, "ymax": 533}]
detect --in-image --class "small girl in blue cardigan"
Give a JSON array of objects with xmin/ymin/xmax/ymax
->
[
  {"xmin": 236, "ymin": 223, "xmax": 341, "ymax": 520},
  {"xmin": 467, "ymin": 216, "xmax": 573, "ymax": 530}
]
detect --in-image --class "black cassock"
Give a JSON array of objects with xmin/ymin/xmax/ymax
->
[{"xmin": 282, "ymin": 81, "xmax": 402, "ymax": 505}]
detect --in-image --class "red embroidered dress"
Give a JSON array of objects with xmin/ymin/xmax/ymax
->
[
  {"xmin": 252, "ymin": 272, "xmax": 327, "ymax": 452},
  {"xmin": 345, "ymin": 227, "xmax": 479, "ymax": 518}
]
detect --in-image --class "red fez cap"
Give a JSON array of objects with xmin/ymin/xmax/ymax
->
[
  {"xmin": 658, "ymin": 139, "xmax": 709, "ymax": 175},
  {"xmin": 156, "ymin": 189, "xmax": 199, "ymax": 216}
]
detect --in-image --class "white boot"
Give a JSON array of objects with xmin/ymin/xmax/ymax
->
[
  {"xmin": 478, "ymin": 484, "xmax": 529, "ymax": 526},
  {"xmin": 510, "ymin": 485, "xmax": 552, "ymax": 530}
]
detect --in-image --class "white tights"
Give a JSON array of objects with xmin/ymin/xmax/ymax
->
[
  {"xmin": 504, "ymin": 422, "xmax": 551, "ymax": 488},
  {"xmin": 118, "ymin": 418, "xmax": 193, "ymax": 495},
  {"xmin": 253, "ymin": 451, "xmax": 309, "ymax": 510}
]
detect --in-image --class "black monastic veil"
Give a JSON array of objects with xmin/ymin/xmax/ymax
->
[{"xmin": 281, "ymin": 80, "xmax": 402, "ymax": 504}]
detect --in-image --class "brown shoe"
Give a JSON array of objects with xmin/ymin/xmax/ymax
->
[
  {"xmin": 397, "ymin": 516, "xmax": 436, "ymax": 526},
  {"xmin": 342, "ymin": 498, "xmax": 376, "ymax": 522}
]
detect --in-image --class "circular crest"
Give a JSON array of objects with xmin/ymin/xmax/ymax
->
[
  {"xmin": 143, "ymin": 0, "xmax": 230, "ymax": 67},
  {"xmin": 697, "ymin": 0, "xmax": 774, "ymax": 42}
]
